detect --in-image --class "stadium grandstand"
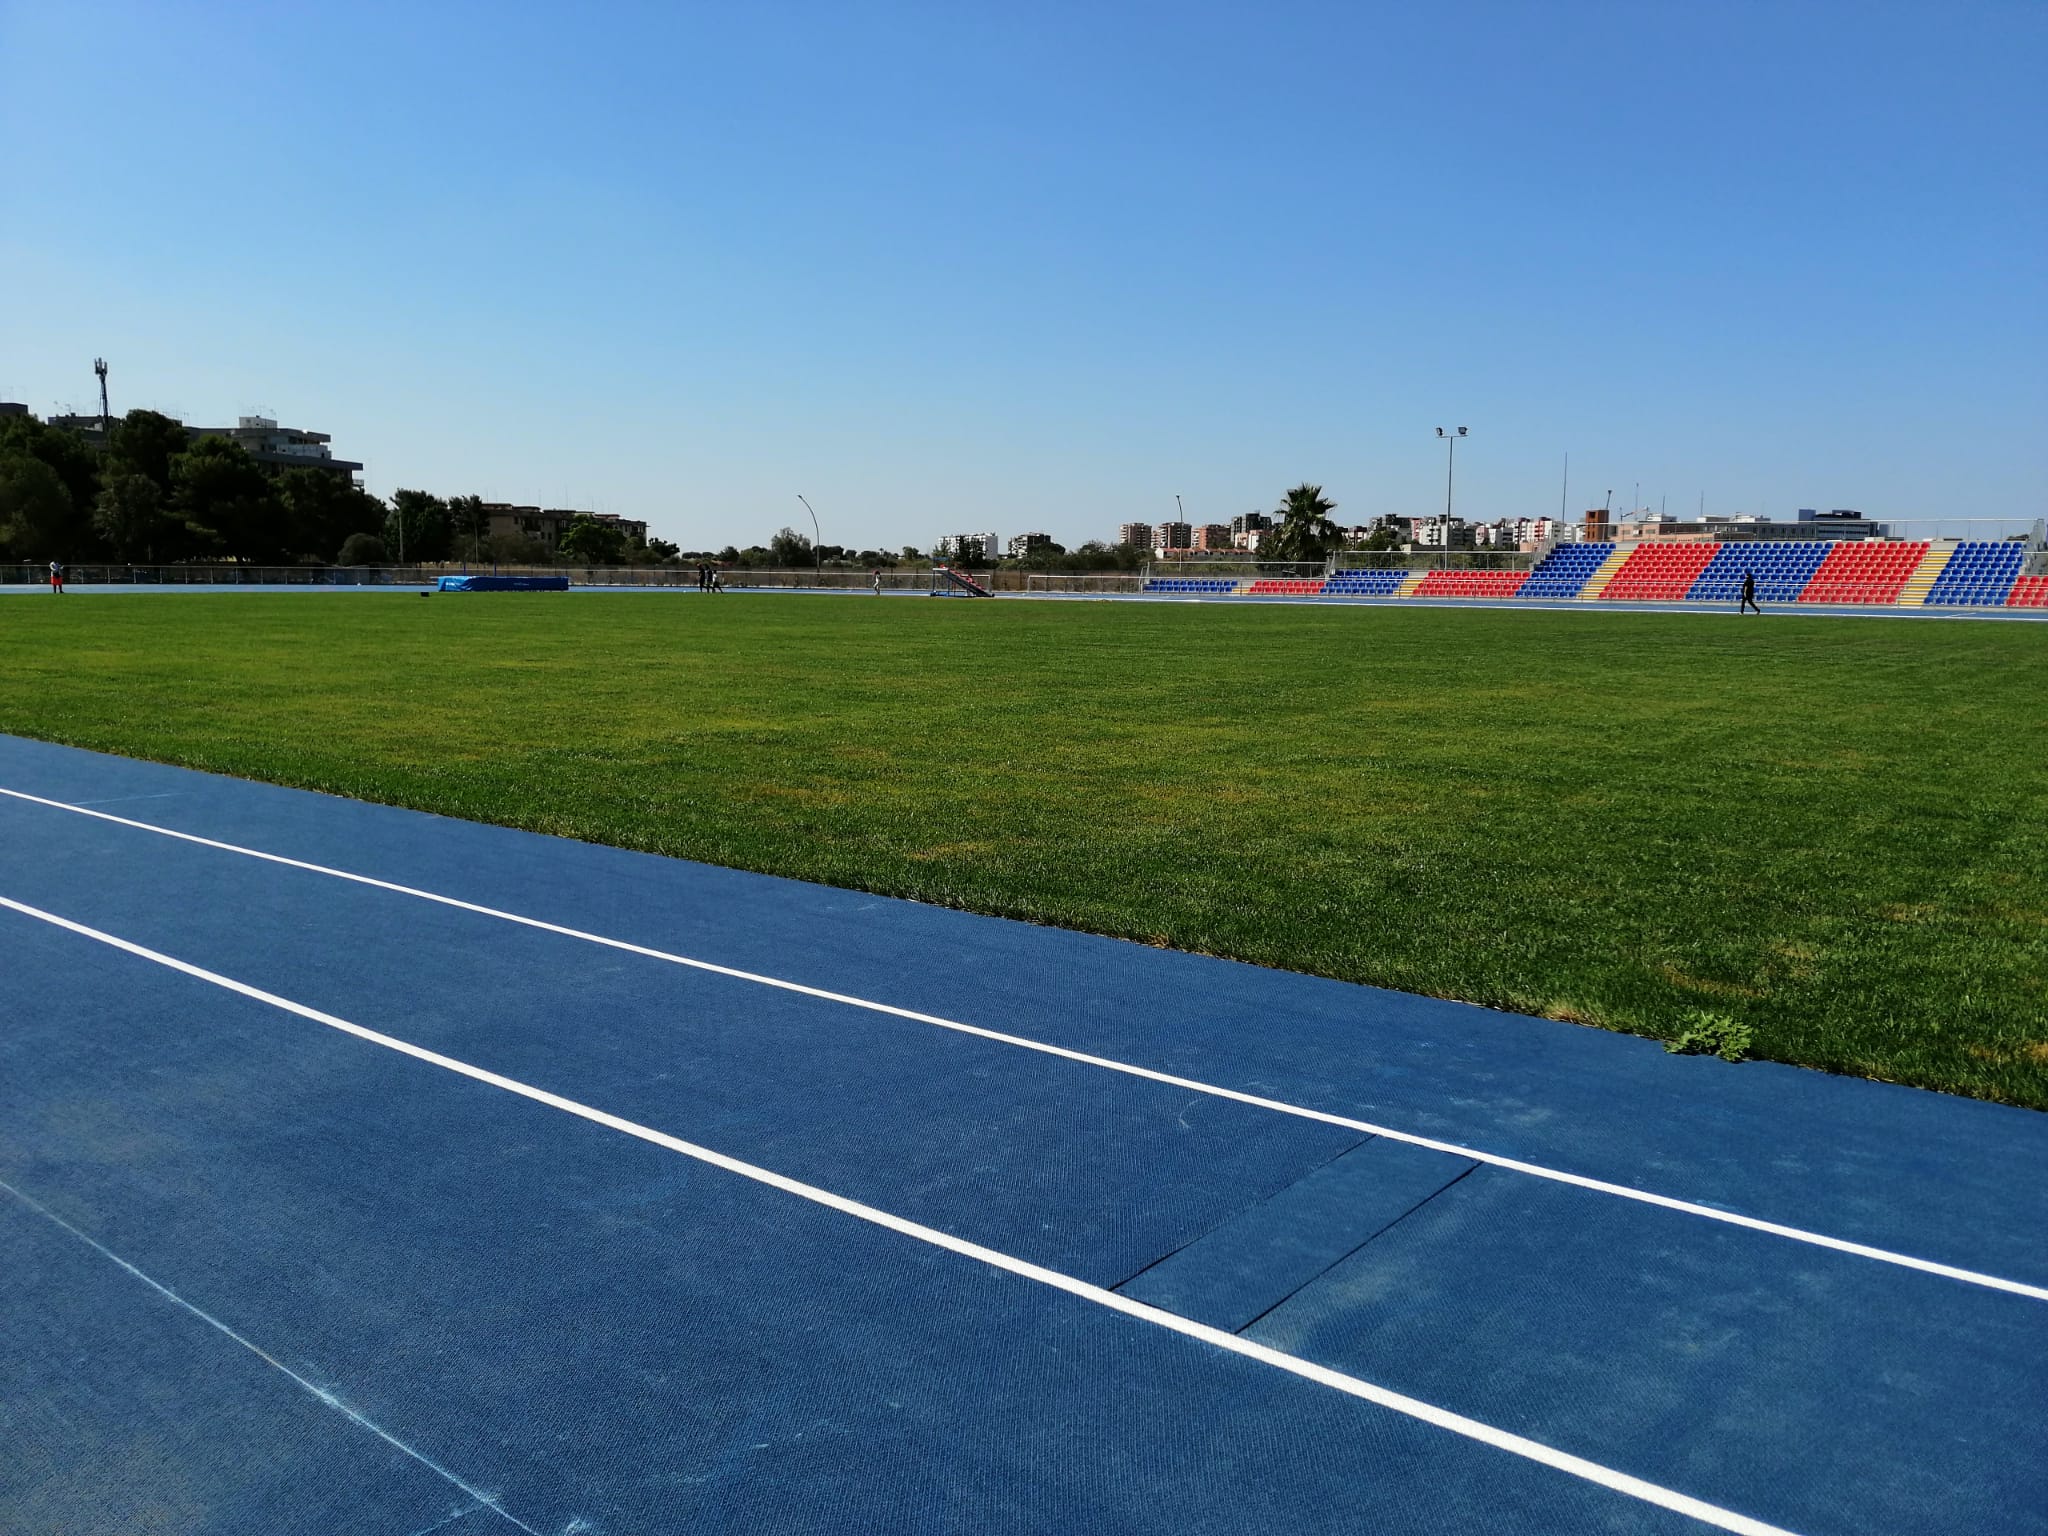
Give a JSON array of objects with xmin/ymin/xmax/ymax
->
[{"xmin": 1140, "ymin": 532, "xmax": 2046, "ymax": 607}]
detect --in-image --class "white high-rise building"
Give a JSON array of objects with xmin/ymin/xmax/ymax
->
[{"xmin": 937, "ymin": 532, "xmax": 999, "ymax": 560}]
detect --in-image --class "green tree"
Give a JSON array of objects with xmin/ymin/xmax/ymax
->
[
  {"xmin": 0, "ymin": 415, "xmax": 101, "ymax": 554},
  {"xmin": 446, "ymin": 494, "xmax": 491, "ymax": 563},
  {"xmin": 2, "ymin": 414, "xmax": 100, "ymax": 526},
  {"xmin": 1266, "ymin": 483, "xmax": 1342, "ymax": 562},
  {"xmin": 644, "ymin": 537, "xmax": 680, "ymax": 562},
  {"xmin": 337, "ymin": 531, "xmax": 389, "ymax": 565},
  {"xmin": 557, "ymin": 514, "xmax": 629, "ymax": 565},
  {"xmin": 107, "ymin": 409, "xmax": 189, "ymax": 495},
  {"xmin": 0, "ymin": 454, "xmax": 77, "ymax": 560},
  {"xmin": 276, "ymin": 468, "xmax": 384, "ymax": 564},
  {"xmin": 1068, "ymin": 539, "xmax": 1141, "ymax": 572},
  {"xmin": 768, "ymin": 525, "xmax": 814, "ymax": 567},
  {"xmin": 484, "ymin": 532, "xmax": 552, "ymax": 564},
  {"xmin": 174, "ymin": 436, "xmax": 287, "ymax": 561},
  {"xmin": 93, "ymin": 472, "xmax": 176, "ymax": 561},
  {"xmin": 384, "ymin": 488, "xmax": 450, "ymax": 563}
]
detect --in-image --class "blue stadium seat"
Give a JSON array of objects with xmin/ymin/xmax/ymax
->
[
  {"xmin": 1688, "ymin": 541, "xmax": 1832, "ymax": 602},
  {"xmin": 1926, "ymin": 543, "xmax": 2024, "ymax": 606},
  {"xmin": 1520, "ymin": 543, "xmax": 1613, "ymax": 599}
]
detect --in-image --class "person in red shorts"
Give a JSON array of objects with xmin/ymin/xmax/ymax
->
[{"xmin": 48, "ymin": 559, "xmax": 65, "ymax": 595}]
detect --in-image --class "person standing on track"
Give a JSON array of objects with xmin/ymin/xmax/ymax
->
[
  {"xmin": 872, "ymin": 567, "xmax": 882, "ymax": 596},
  {"xmin": 1739, "ymin": 569, "xmax": 1760, "ymax": 615},
  {"xmin": 48, "ymin": 559, "xmax": 64, "ymax": 595}
]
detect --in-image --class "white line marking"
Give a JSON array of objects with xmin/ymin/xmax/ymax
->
[
  {"xmin": 0, "ymin": 1173, "xmax": 540, "ymax": 1535},
  {"xmin": 0, "ymin": 894, "xmax": 1800, "ymax": 1536},
  {"xmin": 403, "ymin": 1505, "xmax": 489, "ymax": 1536},
  {"xmin": 1, "ymin": 788, "xmax": 2042, "ymax": 1304}
]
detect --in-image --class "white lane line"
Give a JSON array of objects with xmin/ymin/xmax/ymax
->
[
  {"xmin": 0, "ymin": 1173, "xmax": 541, "ymax": 1535},
  {"xmin": 1, "ymin": 785, "xmax": 2042, "ymax": 1306},
  {"xmin": 0, "ymin": 894, "xmax": 1800, "ymax": 1536}
]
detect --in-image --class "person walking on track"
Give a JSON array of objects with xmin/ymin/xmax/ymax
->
[
  {"xmin": 1739, "ymin": 569, "xmax": 1761, "ymax": 615},
  {"xmin": 48, "ymin": 559, "xmax": 64, "ymax": 595},
  {"xmin": 872, "ymin": 567, "xmax": 882, "ymax": 596}
]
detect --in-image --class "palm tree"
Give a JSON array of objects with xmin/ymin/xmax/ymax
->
[{"xmin": 1266, "ymin": 483, "xmax": 1342, "ymax": 562}]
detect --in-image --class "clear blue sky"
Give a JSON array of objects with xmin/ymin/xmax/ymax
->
[{"xmin": 3, "ymin": 1, "xmax": 2043, "ymax": 550}]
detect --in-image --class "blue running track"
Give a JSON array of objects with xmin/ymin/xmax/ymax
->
[{"xmin": 1, "ymin": 735, "xmax": 2043, "ymax": 1535}]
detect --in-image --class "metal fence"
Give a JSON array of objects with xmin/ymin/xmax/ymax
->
[
  {"xmin": 1020, "ymin": 573, "xmax": 1146, "ymax": 594},
  {"xmin": 1, "ymin": 564, "xmax": 939, "ymax": 590},
  {"xmin": 1151, "ymin": 554, "xmax": 1538, "ymax": 580},
  {"xmin": 1143, "ymin": 558, "xmax": 1343, "ymax": 581},
  {"xmin": 1589, "ymin": 516, "xmax": 2044, "ymax": 547},
  {"xmin": 5, "ymin": 564, "xmax": 449, "ymax": 587},
  {"xmin": 1322, "ymin": 551, "xmax": 1536, "ymax": 574}
]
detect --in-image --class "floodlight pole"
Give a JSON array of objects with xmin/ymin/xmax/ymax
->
[
  {"xmin": 796, "ymin": 493, "xmax": 822, "ymax": 572},
  {"xmin": 1435, "ymin": 427, "xmax": 1468, "ymax": 551}
]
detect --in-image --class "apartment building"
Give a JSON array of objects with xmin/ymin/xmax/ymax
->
[
  {"xmin": 482, "ymin": 504, "xmax": 648, "ymax": 552},
  {"xmin": 937, "ymin": 532, "xmax": 999, "ymax": 560},
  {"xmin": 49, "ymin": 411, "xmax": 365, "ymax": 484}
]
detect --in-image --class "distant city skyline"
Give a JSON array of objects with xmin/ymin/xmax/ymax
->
[{"xmin": 4, "ymin": 3, "xmax": 2042, "ymax": 550}]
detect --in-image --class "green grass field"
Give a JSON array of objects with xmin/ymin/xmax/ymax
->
[{"xmin": 3, "ymin": 592, "xmax": 2043, "ymax": 1107}]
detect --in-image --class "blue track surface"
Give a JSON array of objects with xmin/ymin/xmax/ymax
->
[{"xmin": 1, "ymin": 734, "xmax": 2043, "ymax": 1535}]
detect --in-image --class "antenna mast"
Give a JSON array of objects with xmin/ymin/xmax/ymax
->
[{"xmin": 93, "ymin": 357, "xmax": 110, "ymax": 435}]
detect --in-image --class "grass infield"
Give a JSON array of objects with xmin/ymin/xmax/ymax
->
[{"xmin": 2, "ymin": 592, "xmax": 2043, "ymax": 1107}]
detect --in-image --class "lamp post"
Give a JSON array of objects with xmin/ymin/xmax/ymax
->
[
  {"xmin": 795, "ymin": 493, "xmax": 822, "ymax": 574},
  {"xmin": 1434, "ymin": 427, "xmax": 1468, "ymax": 550}
]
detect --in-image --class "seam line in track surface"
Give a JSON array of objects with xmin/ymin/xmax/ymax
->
[
  {"xmin": 1, "ymin": 784, "xmax": 2042, "ymax": 1306},
  {"xmin": 0, "ymin": 1175, "xmax": 542, "ymax": 1535},
  {"xmin": 1233, "ymin": 1164, "xmax": 1484, "ymax": 1337},
  {"xmin": 0, "ymin": 891, "xmax": 1803, "ymax": 1536},
  {"xmin": 1104, "ymin": 1133, "xmax": 1376, "ymax": 1292}
]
